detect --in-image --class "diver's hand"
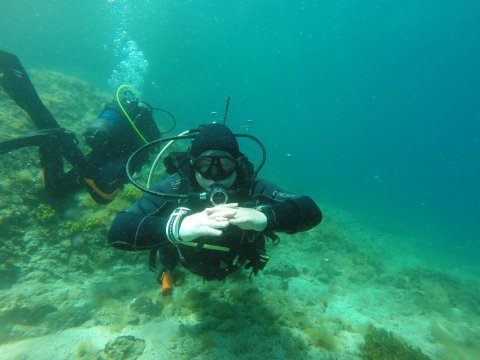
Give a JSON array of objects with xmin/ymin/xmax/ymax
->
[
  {"xmin": 204, "ymin": 203, "xmax": 238, "ymax": 220},
  {"xmin": 178, "ymin": 209, "xmax": 230, "ymax": 242},
  {"xmin": 228, "ymin": 207, "xmax": 267, "ymax": 232}
]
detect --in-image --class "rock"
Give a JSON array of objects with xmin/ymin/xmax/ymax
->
[
  {"xmin": 128, "ymin": 295, "xmax": 162, "ymax": 316},
  {"xmin": 264, "ymin": 262, "xmax": 300, "ymax": 279},
  {"xmin": 97, "ymin": 335, "xmax": 146, "ymax": 360}
]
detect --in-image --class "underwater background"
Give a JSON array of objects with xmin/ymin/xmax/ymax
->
[{"xmin": 1, "ymin": 1, "xmax": 479, "ymax": 359}]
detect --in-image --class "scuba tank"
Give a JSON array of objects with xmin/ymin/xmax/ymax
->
[{"xmin": 84, "ymin": 99, "xmax": 160, "ymax": 159}]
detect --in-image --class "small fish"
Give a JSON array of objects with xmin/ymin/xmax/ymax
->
[
  {"xmin": 210, "ymin": 111, "xmax": 218, "ymax": 116},
  {"xmin": 247, "ymin": 119, "xmax": 253, "ymax": 124}
]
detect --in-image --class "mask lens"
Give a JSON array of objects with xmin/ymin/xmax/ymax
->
[
  {"xmin": 193, "ymin": 156, "xmax": 237, "ymax": 179},
  {"xmin": 194, "ymin": 157, "xmax": 214, "ymax": 174},
  {"xmin": 219, "ymin": 157, "xmax": 236, "ymax": 173}
]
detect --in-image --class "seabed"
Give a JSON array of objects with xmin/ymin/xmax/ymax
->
[{"xmin": 0, "ymin": 71, "xmax": 478, "ymax": 360}]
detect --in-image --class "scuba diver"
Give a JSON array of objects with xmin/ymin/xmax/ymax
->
[
  {"xmin": 108, "ymin": 122, "xmax": 322, "ymax": 295},
  {"xmin": 0, "ymin": 50, "xmax": 161, "ymax": 204}
]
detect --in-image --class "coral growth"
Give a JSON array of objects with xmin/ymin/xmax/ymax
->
[
  {"xmin": 360, "ymin": 326, "xmax": 430, "ymax": 360},
  {"xmin": 34, "ymin": 204, "xmax": 56, "ymax": 223}
]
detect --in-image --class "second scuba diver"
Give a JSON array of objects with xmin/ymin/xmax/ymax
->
[{"xmin": 0, "ymin": 50, "xmax": 161, "ymax": 204}]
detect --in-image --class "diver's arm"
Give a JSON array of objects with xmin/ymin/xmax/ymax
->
[
  {"xmin": 253, "ymin": 179, "xmax": 322, "ymax": 233},
  {"xmin": 108, "ymin": 210, "xmax": 169, "ymax": 250},
  {"xmin": 107, "ymin": 179, "xmax": 177, "ymax": 250}
]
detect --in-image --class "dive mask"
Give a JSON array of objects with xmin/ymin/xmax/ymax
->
[{"xmin": 191, "ymin": 150, "xmax": 237, "ymax": 181}]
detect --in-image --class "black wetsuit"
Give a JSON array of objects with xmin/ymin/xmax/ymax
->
[
  {"xmin": 0, "ymin": 50, "xmax": 157, "ymax": 204},
  {"xmin": 108, "ymin": 171, "xmax": 322, "ymax": 280}
]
